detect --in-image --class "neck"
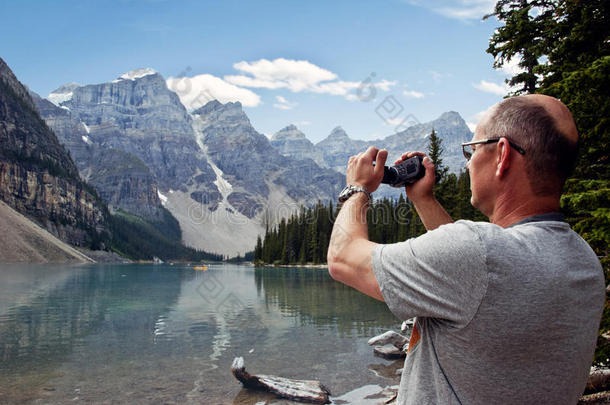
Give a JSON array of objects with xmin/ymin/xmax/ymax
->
[{"xmin": 489, "ymin": 192, "xmax": 560, "ymax": 228}]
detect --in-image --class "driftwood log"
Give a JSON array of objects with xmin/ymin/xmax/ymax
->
[
  {"xmin": 231, "ymin": 357, "xmax": 331, "ymax": 404},
  {"xmin": 585, "ymin": 369, "xmax": 610, "ymax": 395}
]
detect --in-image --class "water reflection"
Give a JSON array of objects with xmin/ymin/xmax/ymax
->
[
  {"xmin": 0, "ymin": 264, "xmax": 401, "ymax": 404},
  {"xmin": 255, "ymin": 266, "xmax": 397, "ymax": 337}
]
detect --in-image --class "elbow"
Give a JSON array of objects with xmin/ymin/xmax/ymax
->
[{"xmin": 327, "ymin": 251, "xmax": 345, "ymax": 283}]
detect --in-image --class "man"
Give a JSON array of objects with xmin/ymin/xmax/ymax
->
[{"xmin": 327, "ymin": 94, "xmax": 605, "ymax": 404}]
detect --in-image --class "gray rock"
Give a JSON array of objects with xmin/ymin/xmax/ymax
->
[{"xmin": 271, "ymin": 124, "xmax": 326, "ymax": 168}]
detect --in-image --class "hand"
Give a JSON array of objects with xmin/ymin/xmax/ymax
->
[
  {"xmin": 395, "ymin": 151, "xmax": 436, "ymax": 202},
  {"xmin": 346, "ymin": 146, "xmax": 388, "ymax": 193}
]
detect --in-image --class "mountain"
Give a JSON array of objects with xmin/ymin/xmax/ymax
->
[
  {"xmin": 378, "ymin": 111, "xmax": 472, "ymax": 174},
  {"xmin": 315, "ymin": 126, "xmax": 369, "ymax": 173},
  {"xmin": 270, "ymin": 124, "xmax": 326, "ymax": 167},
  {"xmin": 0, "ymin": 200, "xmax": 94, "ymax": 263},
  {"xmin": 40, "ymin": 71, "xmax": 343, "ymax": 256},
  {"xmin": 31, "ymin": 91, "xmax": 164, "ymax": 221},
  {"xmin": 53, "ymin": 69, "xmax": 218, "ymax": 192},
  {"xmin": 0, "ymin": 57, "xmax": 108, "ymax": 247},
  {"xmin": 273, "ymin": 113, "xmax": 472, "ymax": 176}
]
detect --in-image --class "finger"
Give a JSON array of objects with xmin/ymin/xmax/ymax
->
[
  {"xmin": 362, "ymin": 146, "xmax": 379, "ymax": 162},
  {"xmin": 422, "ymin": 156, "xmax": 435, "ymax": 169},
  {"xmin": 395, "ymin": 151, "xmax": 425, "ymax": 165},
  {"xmin": 374, "ymin": 149, "xmax": 388, "ymax": 178}
]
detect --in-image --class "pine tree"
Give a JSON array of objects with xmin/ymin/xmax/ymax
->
[
  {"xmin": 484, "ymin": 0, "xmax": 555, "ymax": 95},
  {"xmin": 427, "ymin": 129, "xmax": 448, "ymax": 183},
  {"xmin": 254, "ymin": 235, "xmax": 263, "ymax": 262}
]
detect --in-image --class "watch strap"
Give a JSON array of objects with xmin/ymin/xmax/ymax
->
[{"xmin": 338, "ymin": 185, "xmax": 371, "ymax": 204}]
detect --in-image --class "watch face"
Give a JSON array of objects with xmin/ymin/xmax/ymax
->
[{"xmin": 338, "ymin": 186, "xmax": 353, "ymax": 202}]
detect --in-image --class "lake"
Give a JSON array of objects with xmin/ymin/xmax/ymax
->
[{"xmin": 0, "ymin": 263, "xmax": 403, "ymax": 404}]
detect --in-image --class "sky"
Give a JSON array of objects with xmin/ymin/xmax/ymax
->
[{"xmin": 0, "ymin": 0, "xmax": 518, "ymax": 143}]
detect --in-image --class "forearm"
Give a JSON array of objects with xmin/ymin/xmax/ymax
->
[
  {"xmin": 327, "ymin": 193, "xmax": 383, "ymax": 301},
  {"xmin": 412, "ymin": 195, "xmax": 453, "ymax": 231}
]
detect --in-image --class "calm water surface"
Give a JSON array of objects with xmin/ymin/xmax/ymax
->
[{"xmin": 0, "ymin": 264, "xmax": 403, "ymax": 404}]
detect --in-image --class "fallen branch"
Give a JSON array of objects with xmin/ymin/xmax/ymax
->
[
  {"xmin": 231, "ymin": 357, "xmax": 331, "ymax": 404},
  {"xmin": 585, "ymin": 368, "xmax": 610, "ymax": 395}
]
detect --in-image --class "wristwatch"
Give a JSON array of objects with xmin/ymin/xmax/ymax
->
[{"xmin": 338, "ymin": 185, "xmax": 372, "ymax": 204}]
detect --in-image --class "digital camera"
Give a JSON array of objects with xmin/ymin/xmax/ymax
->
[{"xmin": 381, "ymin": 155, "xmax": 425, "ymax": 187}]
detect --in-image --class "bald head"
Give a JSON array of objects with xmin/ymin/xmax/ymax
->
[
  {"xmin": 521, "ymin": 94, "xmax": 579, "ymax": 143},
  {"xmin": 481, "ymin": 94, "xmax": 579, "ymax": 196}
]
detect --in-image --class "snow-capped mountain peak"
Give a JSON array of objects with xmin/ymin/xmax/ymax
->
[
  {"xmin": 47, "ymin": 82, "xmax": 80, "ymax": 106},
  {"xmin": 117, "ymin": 68, "xmax": 157, "ymax": 81}
]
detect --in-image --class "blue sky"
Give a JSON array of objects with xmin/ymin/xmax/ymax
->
[{"xmin": 0, "ymin": 0, "xmax": 517, "ymax": 143}]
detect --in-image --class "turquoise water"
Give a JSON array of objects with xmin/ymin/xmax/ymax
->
[{"xmin": 0, "ymin": 263, "xmax": 402, "ymax": 404}]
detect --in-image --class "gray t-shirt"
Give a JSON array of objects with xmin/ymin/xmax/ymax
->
[{"xmin": 372, "ymin": 215, "xmax": 605, "ymax": 405}]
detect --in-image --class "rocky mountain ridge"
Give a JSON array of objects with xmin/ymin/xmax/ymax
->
[
  {"xmin": 272, "ymin": 112, "xmax": 472, "ymax": 176},
  {"xmin": 40, "ymin": 70, "xmax": 343, "ymax": 255},
  {"xmin": 0, "ymin": 57, "xmax": 108, "ymax": 247}
]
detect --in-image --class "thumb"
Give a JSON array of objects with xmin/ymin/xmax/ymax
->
[{"xmin": 374, "ymin": 149, "xmax": 389, "ymax": 178}]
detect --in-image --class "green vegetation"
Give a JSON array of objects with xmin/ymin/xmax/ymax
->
[
  {"xmin": 486, "ymin": 0, "xmax": 609, "ymax": 363},
  {"xmin": 254, "ymin": 133, "xmax": 484, "ymax": 265},
  {"xmin": 108, "ymin": 207, "xmax": 222, "ymax": 262}
]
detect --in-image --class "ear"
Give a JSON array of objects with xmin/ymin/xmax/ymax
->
[{"xmin": 495, "ymin": 138, "xmax": 511, "ymax": 178}]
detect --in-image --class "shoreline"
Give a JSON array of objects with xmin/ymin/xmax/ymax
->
[{"xmin": 255, "ymin": 263, "xmax": 328, "ymax": 269}]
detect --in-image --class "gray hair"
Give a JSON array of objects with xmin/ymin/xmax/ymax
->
[{"xmin": 484, "ymin": 96, "xmax": 578, "ymax": 196}]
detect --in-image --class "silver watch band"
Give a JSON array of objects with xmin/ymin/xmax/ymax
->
[{"xmin": 338, "ymin": 185, "xmax": 372, "ymax": 203}]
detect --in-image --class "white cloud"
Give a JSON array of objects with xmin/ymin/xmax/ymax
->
[
  {"xmin": 467, "ymin": 104, "xmax": 496, "ymax": 132},
  {"xmin": 166, "ymin": 74, "xmax": 261, "ymax": 110},
  {"xmin": 473, "ymin": 79, "xmax": 508, "ymax": 96},
  {"xmin": 225, "ymin": 58, "xmax": 396, "ymax": 101},
  {"xmin": 408, "ymin": 0, "xmax": 496, "ymax": 21},
  {"xmin": 273, "ymin": 95, "xmax": 297, "ymax": 110},
  {"xmin": 376, "ymin": 79, "xmax": 398, "ymax": 91},
  {"xmin": 403, "ymin": 90, "xmax": 425, "ymax": 99},
  {"xmin": 497, "ymin": 55, "xmax": 526, "ymax": 76},
  {"xmin": 226, "ymin": 58, "xmax": 337, "ymax": 92}
]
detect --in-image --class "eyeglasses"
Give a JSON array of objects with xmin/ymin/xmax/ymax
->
[{"xmin": 461, "ymin": 137, "xmax": 526, "ymax": 161}]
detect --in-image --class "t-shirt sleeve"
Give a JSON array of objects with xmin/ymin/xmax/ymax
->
[{"xmin": 372, "ymin": 220, "xmax": 489, "ymax": 328}]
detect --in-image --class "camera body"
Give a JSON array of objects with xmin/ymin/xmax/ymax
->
[{"xmin": 381, "ymin": 155, "xmax": 425, "ymax": 187}]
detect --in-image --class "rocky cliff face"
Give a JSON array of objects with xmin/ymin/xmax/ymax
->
[
  {"xmin": 0, "ymin": 57, "xmax": 108, "ymax": 247},
  {"xmin": 271, "ymin": 125, "xmax": 326, "ymax": 167},
  {"xmin": 32, "ymin": 91, "xmax": 164, "ymax": 221},
  {"xmin": 315, "ymin": 126, "xmax": 369, "ymax": 173},
  {"xmin": 55, "ymin": 70, "xmax": 219, "ymax": 195},
  {"xmin": 193, "ymin": 101, "xmax": 344, "ymax": 218}
]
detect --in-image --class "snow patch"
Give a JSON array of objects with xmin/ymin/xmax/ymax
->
[
  {"xmin": 81, "ymin": 135, "xmax": 92, "ymax": 145},
  {"xmin": 118, "ymin": 68, "xmax": 157, "ymax": 81},
  {"xmin": 157, "ymin": 190, "xmax": 168, "ymax": 205},
  {"xmin": 48, "ymin": 92, "xmax": 73, "ymax": 106},
  {"xmin": 47, "ymin": 82, "xmax": 80, "ymax": 106},
  {"xmin": 210, "ymin": 163, "xmax": 233, "ymax": 199},
  {"xmin": 82, "ymin": 122, "xmax": 90, "ymax": 134}
]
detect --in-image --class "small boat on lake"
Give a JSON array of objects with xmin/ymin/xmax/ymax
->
[{"xmin": 193, "ymin": 265, "xmax": 208, "ymax": 271}]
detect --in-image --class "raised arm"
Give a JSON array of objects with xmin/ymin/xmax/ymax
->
[
  {"xmin": 327, "ymin": 146, "xmax": 386, "ymax": 301},
  {"xmin": 398, "ymin": 152, "xmax": 453, "ymax": 231},
  {"xmin": 327, "ymin": 148, "xmax": 453, "ymax": 300}
]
